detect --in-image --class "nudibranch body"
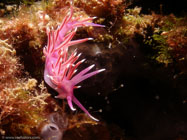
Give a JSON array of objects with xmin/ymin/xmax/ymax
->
[{"xmin": 43, "ymin": 7, "xmax": 105, "ymax": 121}]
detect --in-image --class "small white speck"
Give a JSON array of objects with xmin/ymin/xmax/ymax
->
[
  {"xmin": 155, "ymin": 95, "xmax": 160, "ymax": 100},
  {"xmin": 120, "ymin": 84, "xmax": 124, "ymax": 87},
  {"xmin": 98, "ymin": 109, "xmax": 102, "ymax": 113},
  {"xmin": 108, "ymin": 43, "xmax": 112, "ymax": 49},
  {"xmin": 104, "ymin": 96, "xmax": 108, "ymax": 100},
  {"xmin": 173, "ymin": 74, "xmax": 177, "ymax": 79},
  {"xmin": 182, "ymin": 100, "xmax": 186, "ymax": 104},
  {"xmin": 76, "ymin": 85, "xmax": 81, "ymax": 88}
]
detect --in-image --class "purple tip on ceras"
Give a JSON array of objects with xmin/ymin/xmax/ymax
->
[{"xmin": 43, "ymin": 6, "xmax": 105, "ymax": 121}]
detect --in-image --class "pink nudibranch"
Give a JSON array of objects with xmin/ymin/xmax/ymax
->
[{"xmin": 43, "ymin": 7, "xmax": 105, "ymax": 121}]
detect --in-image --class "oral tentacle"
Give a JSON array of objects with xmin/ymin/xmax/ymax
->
[{"xmin": 67, "ymin": 96, "xmax": 76, "ymax": 111}]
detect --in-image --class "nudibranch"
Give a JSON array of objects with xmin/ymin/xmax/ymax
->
[{"xmin": 43, "ymin": 7, "xmax": 105, "ymax": 121}]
